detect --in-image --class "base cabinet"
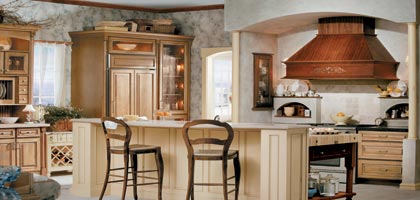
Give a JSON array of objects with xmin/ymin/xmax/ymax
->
[
  {"xmin": 0, "ymin": 127, "xmax": 47, "ymax": 175},
  {"xmin": 358, "ymin": 131, "xmax": 407, "ymax": 180}
]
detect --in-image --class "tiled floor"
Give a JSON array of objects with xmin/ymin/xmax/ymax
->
[{"xmin": 52, "ymin": 174, "xmax": 420, "ymax": 200}]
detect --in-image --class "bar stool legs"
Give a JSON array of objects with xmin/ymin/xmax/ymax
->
[
  {"xmin": 154, "ymin": 148, "xmax": 164, "ymax": 200},
  {"xmin": 233, "ymin": 155, "xmax": 241, "ymax": 200},
  {"xmin": 186, "ymin": 158, "xmax": 195, "ymax": 200},
  {"xmin": 99, "ymin": 153, "xmax": 111, "ymax": 200},
  {"xmin": 131, "ymin": 154, "xmax": 138, "ymax": 200}
]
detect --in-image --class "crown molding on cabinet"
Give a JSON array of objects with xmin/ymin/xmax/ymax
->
[{"xmin": 34, "ymin": 0, "xmax": 224, "ymax": 13}]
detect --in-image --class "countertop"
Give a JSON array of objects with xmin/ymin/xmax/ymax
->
[
  {"xmin": 72, "ymin": 118, "xmax": 309, "ymax": 130},
  {"xmin": 357, "ymin": 126, "xmax": 408, "ymax": 132},
  {"xmin": 0, "ymin": 123, "xmax": 50, "ymax": 129}
]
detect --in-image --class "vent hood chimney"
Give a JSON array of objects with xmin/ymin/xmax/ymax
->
[{"xmin": 283, "ymin": 16, "xmax": 399, "ymax": 80}]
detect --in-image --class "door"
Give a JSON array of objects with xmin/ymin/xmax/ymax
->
[
  {"xmin": 0, "ymin": 139, "xmax": 16, "ymax": 166},
  {"xmin": 110, "ymin": 69, "xmax": 135, "ymax": 117},
  {"xmin": 160, "ymin": 41, "xmax": 190, "ymax": 117},
  {"xmin": 16, "ymin": 137, "xmax": 41, "ymax": 172},
  {"xmin": 134, "ymin": 69, "xmax": 156, "ymax": 120}
]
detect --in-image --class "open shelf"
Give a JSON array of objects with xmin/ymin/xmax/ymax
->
[{"xmin": 309, "ymin": 192, "xmax": 356, "ymax": 200}]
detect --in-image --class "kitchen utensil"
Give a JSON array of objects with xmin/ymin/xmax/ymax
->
[
  {"xmin": 284, "ymin": 107, "xmax": 295, "ymax": 116},
  {"xmin": 116, "ymin": 43, "xmax": 137, "ymax": 51}
]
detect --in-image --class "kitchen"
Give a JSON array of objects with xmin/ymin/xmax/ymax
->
[{"xmin": 0, "ymin": 0, "xmax": 419, "ymax": 199}]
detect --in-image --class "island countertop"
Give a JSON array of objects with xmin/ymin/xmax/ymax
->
[{"xmin": 72, "ymin": 118, "xmax": 308, "ymax": 130}]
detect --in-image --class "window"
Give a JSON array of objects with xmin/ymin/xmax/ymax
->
[{"xmin": 33, "ymin": 42, "xmax": 69, "ymax": 106}]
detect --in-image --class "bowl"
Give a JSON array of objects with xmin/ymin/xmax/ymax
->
[
  {"xmin": 284, "ymin": 107, "xmax": 295, "ymax": 117},
  {"xmin": 330, "ymin": 114, "xmax": 352, "ymax": 125},
  {"xmin": 0, "ymin": 117, "xmax": 19, "ymax": 124},
  {"xmin": 116, "ymin": 43, "xmax": 137, "ymax": 51}
]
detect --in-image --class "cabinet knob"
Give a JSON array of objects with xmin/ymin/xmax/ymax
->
[
  {"xmin": 0, "ymin": 69, "xmax": 3, "ymax": 73},
  {"xmin": 342, "ymin": 149, "xmax": 346, "ymax": 153},
  {"xmin": 320, "ymin": 151, "xmax": 324, "ymax": 155}
]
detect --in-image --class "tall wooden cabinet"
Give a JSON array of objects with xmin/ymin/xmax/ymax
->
[
  {"xmin": 70, "ymin": 31, "xmax": 193, "ymax": 120},
  {"xmin": 0, "ymin": 24, "xmax": 38, "ymax": 105}
]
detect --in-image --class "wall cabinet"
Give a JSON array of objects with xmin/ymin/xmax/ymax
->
[
  {"xmin": 0, "ymin": 127, "xmax": 47, "ymax": 175},
  {"xmin": 70, "ymin": 31, "xmax": 193, "ymax": 119},
  {"xmin": 358, "ymin": 131, "xmax": 407, "ymax": 180},
  {"xmin": 0, "ymin": 24, "xmax": 38, "ymax": 105}
]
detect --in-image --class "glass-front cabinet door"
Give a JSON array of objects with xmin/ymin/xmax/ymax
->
[{"xmin": 160, "ymin": 41, "xmax": 189, "ymax": 120}]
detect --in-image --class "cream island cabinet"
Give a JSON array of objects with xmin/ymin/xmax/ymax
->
[{"xmin": 71, "ymin": 119, "xmax": 309, "ymax": 200}]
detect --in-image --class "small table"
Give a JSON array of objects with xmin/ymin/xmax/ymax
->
[{"xmin": 1, "ymin": 172, "xmax": 61, "ymax": 199}]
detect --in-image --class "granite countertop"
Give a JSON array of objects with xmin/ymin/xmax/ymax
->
[
  {"xmin": 72, "ymin": 118, "xmax": 309, "ymax": 130},
  {"xmin": 0, "ymin": 123, "xmax": 50, "ymax": 129},
  {"xmin": 357, "ymin": 126, "xmax": 408, "ymax": 132}
]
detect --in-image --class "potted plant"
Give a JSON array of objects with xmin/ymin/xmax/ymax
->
[{"xmin": 43, "ymin": 105, "xmax": 83, "ymax": 131}]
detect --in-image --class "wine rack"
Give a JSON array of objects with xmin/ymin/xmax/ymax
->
[{"xmin": 46, "ymin": 132, "xmax": 73, "ymax": 176}]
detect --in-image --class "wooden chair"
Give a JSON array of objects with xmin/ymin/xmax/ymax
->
[
  {"xmin": 182, "ymin": 119, "xmax": 241, "ymax": 200},
  {"xmin": 99, "ymin": 117, "xmax": 164, "ymax": 200}
]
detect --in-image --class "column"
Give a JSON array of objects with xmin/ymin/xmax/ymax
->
[
  {"xmin": 232, "ymin": 31, "xmax": 240, "ymax": 122},
  {"xmin": 400, "ymin": 22, "xmax": 420, "ymax": 190}
]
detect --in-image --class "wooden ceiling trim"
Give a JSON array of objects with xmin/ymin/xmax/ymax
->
[{"xmin": 34, "ymin": 0, "xmax": 223, "ymax": 12}]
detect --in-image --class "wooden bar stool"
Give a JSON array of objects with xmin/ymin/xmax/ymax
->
[
  {"xmin": 182, "ymin": 119, "xmax": 241, "ymax": 200},
  {"xmin": 99, "ymin": 117, "xmax": 164, "ymax": 200}
]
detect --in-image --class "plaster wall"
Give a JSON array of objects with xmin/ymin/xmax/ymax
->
[
  {"xmin": 225, "ymin": 0, "xmax": 416, "ymax": 32},
  {"xmin": 239, "ymin": 32, "xmax": 277, "ymax": 123}
]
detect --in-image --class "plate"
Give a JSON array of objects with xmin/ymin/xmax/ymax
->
[
  {"xmin": 1, "ymin": 83, "xmax": 6, "ymax": 99},
  {"xmin": 290, "ymin": 80, "xmax": 309, "ymax": 96},
  {"xmin": 0, "ymin": 83, "xmax": 4, "ymax": 99},
  {"xmin": 387, "ymin": 80, "xmax": 407, "ymax": 97}
]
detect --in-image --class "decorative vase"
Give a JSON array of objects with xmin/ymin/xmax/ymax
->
[
  {"xmin": 0, "ymin": 166, "xmax": 21, "ymax": 188},
  {"xmin": 275, "ymin": 84, "xmax": 284, "ymax": 96}
]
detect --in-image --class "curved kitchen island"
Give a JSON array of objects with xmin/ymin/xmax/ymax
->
[{"xmin": 71, "ymin": 118, "xmax": 309, "ymax": 200}]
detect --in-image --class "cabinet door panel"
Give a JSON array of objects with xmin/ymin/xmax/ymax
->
[
  {"xmin": 0, "ymin": 139, "xmax": 15, "ymax": 166},
  {"xmin": 17, "ymin": 138, "xmax": 41, "ymax": 172},
  {"xmin": 135, "ymin": 70, "xmax": 155, "ymax": 120},
  {"xmin": 110, "ymin": 69, "xmax": 135, "ymax": 117}
]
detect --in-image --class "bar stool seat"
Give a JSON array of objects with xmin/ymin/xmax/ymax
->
[
  {"xmin": 99, "ymin": 117, "xmax": 164, "ymax": 200},
  {"xmin": 110, "ymin": 144, "xmax": 161, "ymax": 154},
  {"xmin": 194, "ymin": 149, "xmax": 239, "ymax": 160}
]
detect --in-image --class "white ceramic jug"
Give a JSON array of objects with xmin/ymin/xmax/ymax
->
[{"xmin": 275, "ymin": 84, "xmax": 284, "ymax": 96}]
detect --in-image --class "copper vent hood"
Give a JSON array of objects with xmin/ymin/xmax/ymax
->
[{"xmin": 283, "ymin": 16, "xmax": 399, "ymax": 80}]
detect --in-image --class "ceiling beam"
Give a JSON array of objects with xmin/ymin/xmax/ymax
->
[{"xmin": 34, "ymin": 0, "xmax": 224, "ymax": 13}]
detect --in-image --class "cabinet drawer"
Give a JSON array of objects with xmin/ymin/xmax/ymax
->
[
  {"xmin": 18, "ymin": 95, "xmax": 28, "ymax": 104},
  {"xmin": 110, "ymin": 55, "xmax": 155, "ymax": 68},
  {"xmin": 359, "ymin": 141, "xmax": 402, "ymax": 160},
  {"xmin": 109, "ymin": 37, "xmax": 156, "ymax": 55},
  {"xmin": 17, "ymin": 129, "xmax": 40, "ymax": 138},
  {"xmin": 18, "ymin": 85, "xmax": 28, "ymax": 95},
  {"xmin": 0, "ymin": 129, "xmax": 15, "ymax": 138},
  {"xmin": 309, "ymin": 143, "xmax": 352, "ymax": 160},
  {"xmin": 358, "ymin": 159, "xmax": 402, "ymax": 180},
  {"xmin": 359, "ymin": 131, "xmax": 407, "ymax": 142},
  {"xmin": 18, "ymin": 77, "xmax": 28, "ymax": 85}
]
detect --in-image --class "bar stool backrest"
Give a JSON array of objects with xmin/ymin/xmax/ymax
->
[
  {"xmin": 101, "ymin": 117, "xmax": 132, "ymax": 152},
  {"xmin": 182, "ymin": 119, "xmax": 234, "ymax": 157}
]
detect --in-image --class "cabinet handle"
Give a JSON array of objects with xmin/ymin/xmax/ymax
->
[
  {"xmin": 5, "ymin": 69, "xmax": 9, "ymax": 72},
  {"xmin": 0, "ymin": 69, "xmax": 3, "ymax": 73},
  {"xmin": 378, "ymin": 135, "xmax": 389, "ymax": 138},
  {"xmin": 378, "ymin": 150, "xmax": 388, "ymax": 153}
]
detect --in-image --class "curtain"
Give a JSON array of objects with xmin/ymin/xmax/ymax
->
[{"xmin": 34, "ymin": 42, "xmax": 69, "ymax": 106}]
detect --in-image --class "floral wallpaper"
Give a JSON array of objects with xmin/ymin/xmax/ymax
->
[{"xmin": 13, "ymin": 1, "xmax": 230, "ymax": 119}]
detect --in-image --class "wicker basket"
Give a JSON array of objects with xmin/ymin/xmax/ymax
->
[{"xmin": 130, "ymin": 18, "xmax": 176, "ymax": 34}]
